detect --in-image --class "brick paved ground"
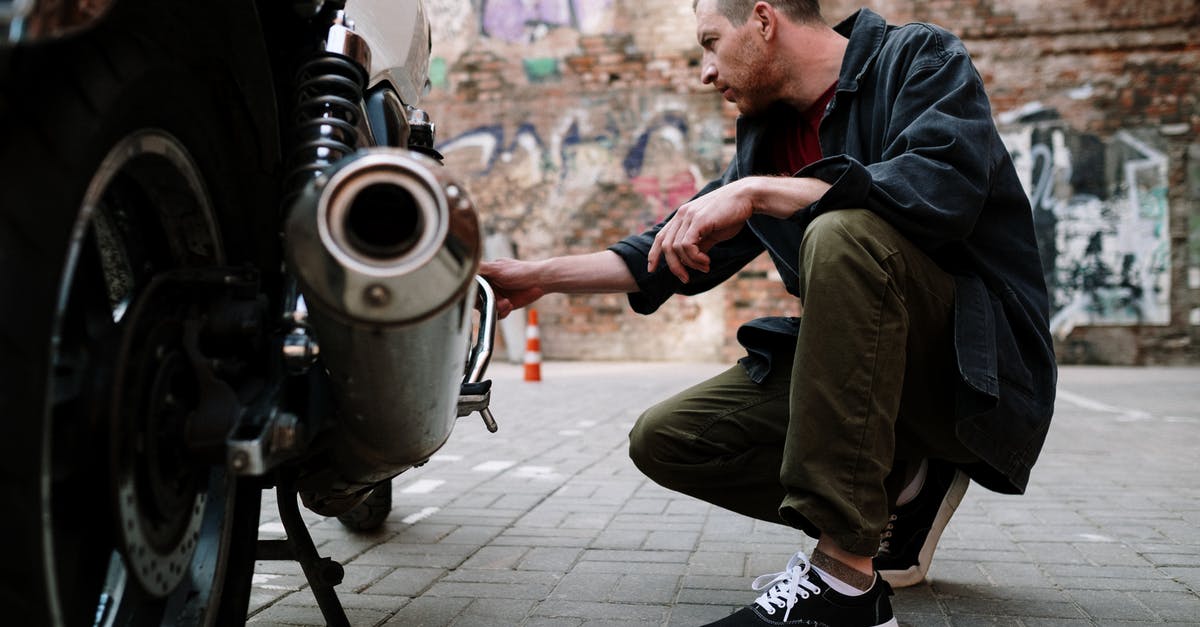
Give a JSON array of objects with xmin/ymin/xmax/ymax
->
[{"xmin": 248, "ymin": 362, "xmax": 1200, "ymax": 626}]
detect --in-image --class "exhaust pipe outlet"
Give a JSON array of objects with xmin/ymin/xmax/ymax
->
[{"xmin": 284, "ymin": 148, "xmax": 481, "ymax": 513}]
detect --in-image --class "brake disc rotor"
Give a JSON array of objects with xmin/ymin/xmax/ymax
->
[{"xmin": 110, "ymin": 312, "xmax": 207, "ymax": 597}]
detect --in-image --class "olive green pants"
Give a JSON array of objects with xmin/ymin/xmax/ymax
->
[{"xmin": 628, "ymin": 209, "xmax": 978, "ymax": 556}]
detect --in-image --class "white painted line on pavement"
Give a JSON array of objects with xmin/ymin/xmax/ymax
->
[
  {"xmin": 401, "ymin": 506, "xmax": 440, "ymax": 524},
  {"xmin": 558, "ymin": 429, "xmax": 583, "ymax": 436},
  {"xmin": 252, "ymin": 573, "xmax": 293, "ymax": 590},
  {"xmin": 431, "ymin": 454, "xmax": 463, "ymax": 462},
  {"xmin": 258, "ymin": 522, "xmax": 286, "ymax": 535},
  {"xmin": 1057, "ymin": 389, "xmax": 1156, "ymax": 422},
  {"xmin": 1057, "ymin": 389, "xmax": 1122, "ymax": 412},
  {"xmin": 513, "ymin": 465, "xmax": 559, "ymax": 479},
  {"xmin": 1076, "ymin": 533, "xmax": 1116, "ymax": 542},
  {"xmin": 401, "ymin": 479, "xmax": 445, "ymax": 494},
  {"xmin": 473, "ymin": 460, "xmax": 516, "ymax": 472},
  {"xmin": 579, "ymin": 420, "xmax": 597, "ymax": 427}
]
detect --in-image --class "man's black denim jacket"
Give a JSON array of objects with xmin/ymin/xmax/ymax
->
[{"xmin": 608, "ymin": 8, "xmax": 1057, "ymax": 494}]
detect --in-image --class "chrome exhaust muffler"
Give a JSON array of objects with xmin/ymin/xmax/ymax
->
[{"xmin": 284, "ymin": 148, "xmax": 481, "ymax": 514}]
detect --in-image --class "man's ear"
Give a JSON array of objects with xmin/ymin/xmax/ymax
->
[{"xmin": 752, "ymin": 1, "xmax": 775, "ymax": 40}]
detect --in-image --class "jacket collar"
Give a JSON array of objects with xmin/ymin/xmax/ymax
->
[
  {"xmin": 832, "ymin": 8, "xmax": 887, "ymax": 94},
  {"xmin": 734, "ymin": 103, "xmax": 797, "ymax": 177}
]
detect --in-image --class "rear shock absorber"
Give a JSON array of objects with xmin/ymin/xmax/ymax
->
[{"xmin": 283, "ymin": 11, "xmax": 369, "ymax": 203}]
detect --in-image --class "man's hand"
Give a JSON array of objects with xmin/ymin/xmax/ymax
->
[
  {"xmin": 647, "ymin": 176, "xmax": 831, "ymax": 283},
  {"xmin": 648, "ymin": 179, "xmax": 754, "ymax": 283},
  {"xmin": 479, "ymin": 258, "xmax": 545, "ymax": 319}
]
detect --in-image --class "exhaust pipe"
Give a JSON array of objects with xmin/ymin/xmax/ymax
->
[{"xmin": 284, "ymin": 148, "xmax": 481, "ymax": 514}]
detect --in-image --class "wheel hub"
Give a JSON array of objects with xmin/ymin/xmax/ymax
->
[{"xmin": 111, "ymin": 308, "xmax": 207, "ymax": 597}]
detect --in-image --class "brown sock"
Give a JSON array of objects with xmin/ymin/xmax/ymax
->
[{"xmin": 810, "ymin": 548, "xmax": 876, "ymax": 592}]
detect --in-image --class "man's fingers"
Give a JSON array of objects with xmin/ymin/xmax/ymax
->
[
  {"xmin": 651, "ymin": 216, "xmax": 680, "ymax": 274},
  {"xmin": 495, "ymin": 298, "xmax": 514, "ymax": 319},
  {"xmin": 657, "ymin": 218, "xmax": 694, "ymax": 284},
  {"xmin": 680, "ymin": 243, "xmax": 711, "ymax": 273},
  {"xmin": 648, "ymin": 233, "xmax": 663, "ymax": 272},
  {"xmin": 663, "ymin": 247, "xmax": 690, "ymax": 283},
  {"xmin": 679, "ymin": 222, "xmax": 712, "ymax": 273}
]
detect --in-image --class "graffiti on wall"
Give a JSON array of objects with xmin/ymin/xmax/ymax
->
[
  {"xmin": 1002, "ymin": 110, "xmax": 1171, "ymax": 338},
  {"xmin": 437, "ymin": 109, "xmax": 707, "ymax": 242},
  {"xmin": 479, "ymin": 0, "xmax": 613, "ymax": 43}
]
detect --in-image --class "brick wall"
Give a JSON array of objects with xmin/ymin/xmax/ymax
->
[{"xmin": 422, "ymin": 0, "xmax": 1200, "ymax": 364}]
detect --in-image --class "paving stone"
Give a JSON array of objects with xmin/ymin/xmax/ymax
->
[
  {"xmin": 249, "ymin": 600, "xmax": 392, "ymax": 626},
  {"xmin": 523, "ymin": 618, "xmax": 584, "ymax": 627},
  {"xmin": 668, "ymin": 603, "xmax": 736, "ymax": 625},
  {"xmin": 438, "ymin": 524, "xmax": 505, "ymax": 547},
  {"xmin": 571, "ymin": 559, "xmax": 690, "ymax": 575},
  {"xmin": 1130, "ymin": 590, "xmax": 1200, "ymax": 622},
  {"xmin": 337, "ymin": 563, "xmax": 397, "ymax": 592},
  {"xmin": 675, "ymin": 586, "xmax": 750, "ymax": 606},
  {"xmin": 581, "ymin": 548, "xmax": 691, "ymax": 563},
  {"xmin": 531, "ymin": 599, "xmax": 668, "ymax": 622},
  {"xmin": 460, "ymin": 544, "xmax": 529, "ymax": 569},
  {"xmin": 365, "ymin": 567, "xmax": 447, "ymax": 597},
  {"xmin": 644, "ymin": 530, "xmax": 700, "ymax": 551},
  {"xmin": 351, "ymin": 543, "xmax": 474, "ymax": 569},
  {"xmin": 590, "ymin": 528, "xmax": 650, "ymax": 549},
  {"xmin": 518, "ymin": 546, "xmax": 584, "ymax": 571},
  {"xmin": 1012, "ymin": 614, "xmax": 1099, "ymax": 619},
  {"xmin": 687, "ymin": 551, "xmax": 747, "ymax": 577},
  {"xmin": 621, "ymin": 498, "xmax": 670, "ymax": 514},
  {"xmin": 893, "ymin": 586, "xmax": 947, "ymax": 615},
  {"xmin": 458, "ymin": 597, "xmax": 536, "ymax": 621},
  {"xmin": 1070, "ymin": 589, "xmax": 1159, "ymax": 621},
  {"xmin": 381, "ymin": 596, "xmax": 470, "ymax": 626},
  {"xmin": 940, "ymin": 595, "xmax": 1087, "ymax": 620},
  {"xmin": 423, "ymin": 580, "xmax": 557, "ymax": 600},
  {"xmin": 549, "ymin": 572, "xmax": 622, "ymax": 601},
  {"xmin": 610, "ymin": 574, "xmax": 682, "ymax": 604}
]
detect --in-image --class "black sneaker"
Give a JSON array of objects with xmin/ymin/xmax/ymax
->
[
  {"xmin": 701, "ymin": 552, "xmax": 898, "ymax": 627},
  {"xmin": 874, "ymin": 458, "xmax": 969, "ymax": 587}
]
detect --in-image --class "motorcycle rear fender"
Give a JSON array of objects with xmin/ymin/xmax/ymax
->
[{"xmin": 345, "ymin": 0, "xmax": 432, "ymax": 107}]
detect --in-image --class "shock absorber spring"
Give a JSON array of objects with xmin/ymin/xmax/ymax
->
[{"xmin": 284, "ymin": 52, "xmax": 368, "ymax": 203}]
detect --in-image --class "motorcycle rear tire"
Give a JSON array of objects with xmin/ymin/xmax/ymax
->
[
  {"xmin": 336, "ymin": 482, "xmax": 394, "ymax": 532},
  {"xmin": 0, "ymin": 2, "xmax": 275, "ymax": 625}
]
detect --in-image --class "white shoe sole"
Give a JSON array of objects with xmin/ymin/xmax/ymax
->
[{"xmin": 878, "ymin": 470, "xmax": 969, "ymax": 588}]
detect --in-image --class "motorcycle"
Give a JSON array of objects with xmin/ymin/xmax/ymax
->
[{"xmin": 0, "ymin": 1, "xmax": 499, "ymax": 625}]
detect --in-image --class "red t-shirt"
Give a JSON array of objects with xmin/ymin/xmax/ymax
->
[{"xmin": 776, "ymin": 82, "xmax": 837, "ymax": 174}]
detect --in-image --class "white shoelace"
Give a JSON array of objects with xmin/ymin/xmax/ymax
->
[{"xmin": 751, "ymin": 551, "xmax": 823, "ymax": 622}]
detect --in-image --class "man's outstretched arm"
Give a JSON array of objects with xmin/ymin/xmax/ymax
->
[{"xmin": 480, "ymin": 251, "xmax": 637, "ymax": 318}]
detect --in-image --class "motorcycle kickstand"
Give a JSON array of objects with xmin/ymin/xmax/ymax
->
[{"xmin": 257, "ymin": 477, "xmax": 350, "ymax": 627}]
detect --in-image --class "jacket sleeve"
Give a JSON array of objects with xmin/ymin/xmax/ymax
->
[
  {"xmin": 607, "ymin": 177, "xmax": 766, "ymax": 315},
  {"xmin": 796, "ymin": 43, "xmax": 998, "ymax": 251}
]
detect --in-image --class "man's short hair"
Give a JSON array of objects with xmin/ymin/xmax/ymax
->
[{"xmin": 704, "ymin": 0, "xmax": 823, "ymax": 25}]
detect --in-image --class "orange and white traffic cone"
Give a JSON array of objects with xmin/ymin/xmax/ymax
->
[{"xmin": 523, "ymin": 309, "xmax": 542, "ymax": 382}]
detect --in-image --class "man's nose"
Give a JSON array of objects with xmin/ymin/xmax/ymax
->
[{"xmin": 700, "ymin": 63, "xmax": 716, "ymax": 84}]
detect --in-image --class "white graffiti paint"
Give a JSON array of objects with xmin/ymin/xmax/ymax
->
[{"xmin": 1002, "ymin": 119, "xmax": 1171, "ymax": 337}]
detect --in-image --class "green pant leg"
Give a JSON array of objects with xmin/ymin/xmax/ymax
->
[
  {"xmin": 779, "ymin": 208, "xmax": 970, "ymax": 556},
  {"xmin": 628, "ymin": 364, "xmax": 794, "ymax": 525}
]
